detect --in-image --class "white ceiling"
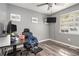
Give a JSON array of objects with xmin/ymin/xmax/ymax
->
[{"xmin": 10, "ymin": 3, "xmax": 77, "ymax": 15}]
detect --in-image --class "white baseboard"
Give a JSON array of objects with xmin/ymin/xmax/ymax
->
[
  {"xmin": 50, "ymin": 39, "xmax": 79, "ymax": 49},
  {"xmin": 39, "ymin": 39, "xmax": 79, "ymax": 49},
  {"xmin": 39, "ymin": 39, "xmax": 51, "ymax": 43}
]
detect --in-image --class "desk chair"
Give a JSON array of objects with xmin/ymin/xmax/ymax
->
[
  {"xmin": 20, "ymin": 28, "xmax": 43, "ymax": 56},
  {"xmin": 19, "ymin": 42, "xmax": 42, "ymax": 56},
  {"xmin": 23, "ymin": 42, "xmax": 38, "ymax": 55}
]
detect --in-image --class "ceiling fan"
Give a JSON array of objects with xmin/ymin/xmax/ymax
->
[{"xmin": 37, "ymin": 3, "xmax": 64, "ymax": 11}]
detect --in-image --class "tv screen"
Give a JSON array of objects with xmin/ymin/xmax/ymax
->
[{"xmin": 47, "ymin": 17, "xmax": 56, "ymax": 23}]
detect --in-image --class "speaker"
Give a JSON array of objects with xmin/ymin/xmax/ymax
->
[{"xmin": 47, "ymin": 17, "xmax": 56, "ymax": 23}]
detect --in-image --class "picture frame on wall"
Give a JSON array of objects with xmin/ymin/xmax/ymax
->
[
  {"xmin": 60, "ymin": 10, "xmax": 79, "ymax": 34},
  {"xmin": 10, "ymin": 13, "xmax": 21, "ymax": 22},
  {"xmin": 32, "ymin": 17, "xmax": 38, "ymax": 23}
]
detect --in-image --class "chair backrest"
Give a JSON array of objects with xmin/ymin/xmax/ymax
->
[
  {"xmin": 22, "ymin": 28, "xmax": 31, "ymax": 39},
  {"xmin": 24, "ymin": 28, "xmax": 30, "ymax": 32}
]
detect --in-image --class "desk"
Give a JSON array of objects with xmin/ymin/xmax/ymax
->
[{"xmin": 0, "ymin": 36, "xmax": 26, "ymax": 56}]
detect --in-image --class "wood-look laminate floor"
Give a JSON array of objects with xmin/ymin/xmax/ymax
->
[
  {"xmin": 37, "ymin": 40, "xmax": 79, "ymax": 56},
  {"xmin": 18, "ymin": 40, "xmax": 79, "ymax": 56}
]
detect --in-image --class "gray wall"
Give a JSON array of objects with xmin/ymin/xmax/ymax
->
[
  {"xmin": 0, "ymin": 3, "xmax": 10, "ymax": 47},
  {"xmin": 49, "ymin": 4, "xmax": 79, "ymax": 47},
  {"xmin": 0, "ymin": 3, "xmax": 9, "ymax": 29},
  {"xmin": 7, "ymin": 4, "xmax": 49, "ymax": 41},
  {"xmin": 0, "ymin": 3, "xmax": 49, "ymax": 48}
]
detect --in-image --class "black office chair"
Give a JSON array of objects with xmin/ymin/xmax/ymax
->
[
  {"xmin": 21, "ymin": 28, "xmax": 43, "ymax": 56},
  {"xmin": 23, "ymin": 42, "xmax": 43, "ymax": 55}
]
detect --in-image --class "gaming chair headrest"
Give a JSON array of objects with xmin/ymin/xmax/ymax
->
[{"xmin": 24, "ymin": 28, "xmax": 30, "ymax": 32}]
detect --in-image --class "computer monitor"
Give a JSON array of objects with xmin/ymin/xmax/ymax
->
[{"xmin": 7, "ymin": 21, "xmax": 17, "ymax": 34}]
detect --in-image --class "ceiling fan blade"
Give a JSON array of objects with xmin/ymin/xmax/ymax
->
[
  {"xmin": 37, "ymin": 3, "xmax": 48, "ymax": 6},
  {"xmin": 54, "ymin": 3, "xmax": 65, "ymax": 5}
]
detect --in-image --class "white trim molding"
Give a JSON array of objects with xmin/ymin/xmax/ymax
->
[
  {"xmin": 39, "ymin": 39, "xmax": 51, "ymax": 43},
  {"xmin": 50, "ymin": 39, "xmax": 79, "ymax": 49},
  {"xmin": 39, "ymin": 39, "xmax": 79, "ymax": 49}
]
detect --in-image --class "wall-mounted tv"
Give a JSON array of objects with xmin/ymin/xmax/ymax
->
[{"xmin": 47, "ymin": 17, "xmax": 56, "ymax": 23}]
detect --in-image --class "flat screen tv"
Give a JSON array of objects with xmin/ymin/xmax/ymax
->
[{"xmin": 47, "ymin": 17, "xmax": 56, "ymax": 23}]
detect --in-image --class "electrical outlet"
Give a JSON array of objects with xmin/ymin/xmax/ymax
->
[{"xmin": 68, "ymin": 38, "xmax": 71, "ymax": 41}]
